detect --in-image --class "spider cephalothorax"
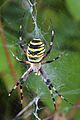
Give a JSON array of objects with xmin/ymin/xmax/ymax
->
[{"xmin": 9, "ymin": 24, "xmax": 71, "ymax": 110}]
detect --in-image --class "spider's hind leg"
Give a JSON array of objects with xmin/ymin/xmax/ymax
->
[
  {"xmin": 20, "ymin": 85, "xmax": 24, "ymax": 105},
  {"xmin": 8, "ymin": 82, "xmax": 24, "ymax": 105},
  {"xmin": 8, "ymin": 67, "xmax": 33, "ymax": 105},
  {"xmin": 45, "ymin": 79, "xmax": 72, "ymax": 105},
  {"xmin": 8, "ymin": 81, "xmax": 20, "ymax": 96},
  {"xmin": 40, "ymin": 68, "xmax": 72, "ymax": 108},
  {"xmin": 49, "ymin": 86, "xmax": 57, "ymax": 110},
  {"xmin": 40, "ymin": 68, "xmax": 57, "ymax": 110}
]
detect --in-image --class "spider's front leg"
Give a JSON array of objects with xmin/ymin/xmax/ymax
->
[
  {"xmin": 43, "ymin": 28, "xmax": 54, "ymax": 59},
  {"xmin": 8, "ymin": 67, "xmax": 33, "ymax": 104},
  {"xmin": 19, "ymin": 24, "xmax": 27, "ymax": 53}
]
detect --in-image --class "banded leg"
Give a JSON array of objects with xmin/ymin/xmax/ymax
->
[
  {"xmin": 19, "ymin": 25, "xmax": 27, "ymax": 53},
  {"xmin": 48, "ymin": 84, "xmax": 56, "ymax": 110},
  {"xmin": 9, "ymin": 81, "xmax": 24, "ymax": 105},
  {"xmin": 43, "ymin": 29, "xmax": 54, "ymax": 59},
  {"xmin": 20, "ymin": 85, "xmax": 23, "ymax": 104},
  {"xmin": 39, "ymin": 67, "xmax": 56, "ymax": 110},
  {"xmin": 40, "ymin": 68, "xmax": 72, "ymax": 106},
  {"xmin": 42, "ymin": 52, "xmax": 64, "ymax": 64},
  {"xmin": 8, "ymin": 67, "xmax": 33, "ymax": 104},
  {"xmin": 10, "ymin": 50, "xmax": 30, "ymax": 64},
  {"xmin": 52, "ymin": 98, "xmax": 56, "ymax": 110},
  {"xmin": 8, "ymin": 81, "xmax": 20, "ymax": 96}
]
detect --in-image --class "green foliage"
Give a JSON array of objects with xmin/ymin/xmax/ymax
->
[
  {"xmin": 0, "ymin": 0, "xmax": 80, "ymax": 120},
  {"xmin": 66, "ymin": 0, "xmax": 80, "ymax": 20}
]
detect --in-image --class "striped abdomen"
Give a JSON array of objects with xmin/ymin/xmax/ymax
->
[{"xmin": 27, "ymin": 38, "xmax": 45, "ymax": 63}]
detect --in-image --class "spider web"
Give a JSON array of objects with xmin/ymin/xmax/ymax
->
[
  {"xmin": 13, "ymin": 89, "xmax": 80, "ymax": 120},
  {"xmin": 0, "ymin": 0, "xmax": 49, "ymax": 49},
  {"xmin": 0, "ymin": 0, "xmax": 80, "ymax": 120}
]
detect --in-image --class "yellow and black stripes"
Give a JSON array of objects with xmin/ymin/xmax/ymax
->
[
  {"xmin": 27, "ymin": 38, "xmax": 45, "ymax": 63},
  {"xmin": 9, "ymin": 24, "xmax": 72, "ymax": 110}
]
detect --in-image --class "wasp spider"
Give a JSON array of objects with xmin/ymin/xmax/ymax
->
[{"xmin": 9, "ymin": 24, "xmax": 71, "ymax": 110}]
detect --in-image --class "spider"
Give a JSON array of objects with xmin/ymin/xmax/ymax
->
[{"xmin": 8, "ymin": 24, "xmax": 71, "ymax": 110}]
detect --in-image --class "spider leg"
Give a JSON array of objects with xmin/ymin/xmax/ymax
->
[
  {"xmin": 42, "ymin": 52, "xmax": 64, "ymax": 64},
  {"xmin": 48, "ymin": 85, "xmax": 56, "ymax": 110},
  {"xmin": 52, "ymin": 98, "xmax": 56, "ymax": 110},
  {"xmin": 39, "ymin": 67, "xmax": 56, "ymax": 110},
  {"xmin": 43, "ymin": 29, "xmax": 54, "ymax": 60},
  {"xmin": 20, "ymin": 85, "xmax": 23, "ymax": 104},
  {"xmin": 8, "ymin": 67, "xmax": 33, "ymax": 104},
  {"xmin": 8, "ymin": 81, "xmax": 20, "ymax": 96},
  {"xmin": 40, "ymin": 67, "xmax": 72, "ymax": 106},
  {"xmin": 19, "ymin": 25, "xmax": 27, "ymax": 53},
  {"xmin": 10, "ymin": 50, "xmax": 30, "ymax": 64}
]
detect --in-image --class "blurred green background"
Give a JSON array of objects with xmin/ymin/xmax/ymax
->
[{"xmin": 0, "ymin": 0, "xmax": 80, "ymax": 120}]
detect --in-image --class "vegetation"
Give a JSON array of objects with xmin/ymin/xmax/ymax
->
[{"xmin": 0, "ymin": 0, "xmax": 80, "ymax": 119}]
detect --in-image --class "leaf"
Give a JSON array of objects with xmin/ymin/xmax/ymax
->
[{"xmin": 66, "ymin": 0, "xmax": 80, "ymax": 20}]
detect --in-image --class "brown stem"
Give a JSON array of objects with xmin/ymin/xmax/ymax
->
[
  {"xmin": 0, "ymin": 20, "xmax": 17, "ymax": 81},
  {"xmin": 67, "ymin": 100, "xmax": 80, "ymax": 120},
  {"xmin": 0, "ymin": 21, "xmax": 30, "ymax": 120}
]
